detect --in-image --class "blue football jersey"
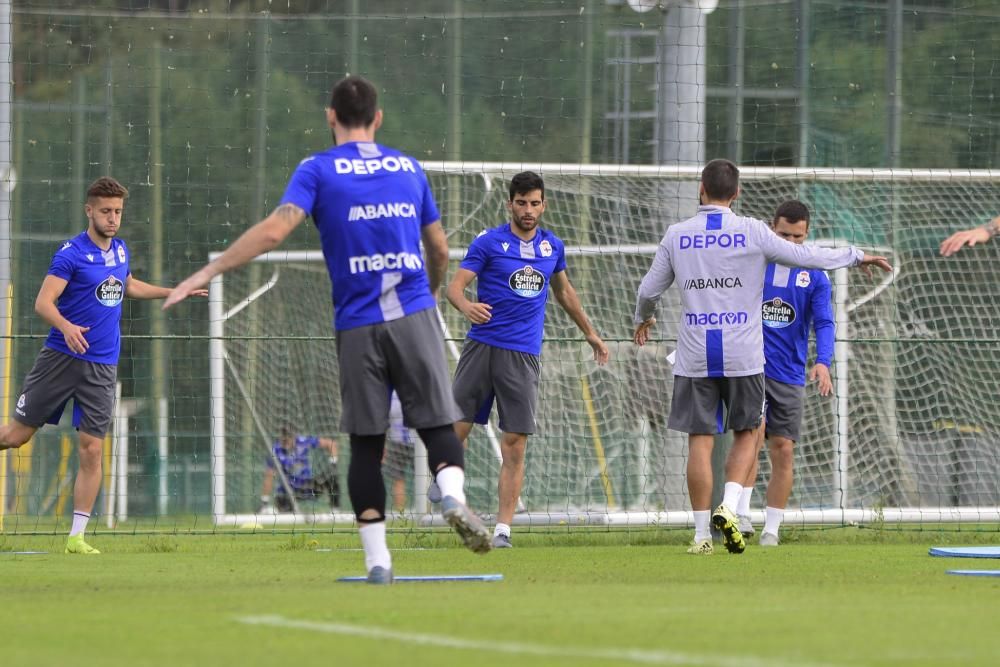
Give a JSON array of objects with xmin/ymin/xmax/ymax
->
[
  {"xmin": 459, "ymin": 223, "xmax": 567, "ymax": 356},
  {"xmin": 44, "ymin": 232, "xmax": 130, "ymax": 365},
  {"xmin": 761, "ymin": 263, "xmax": 834, "ymax": 386},
  {"xmin": 279, "ymin": 141, "xmax": 440, "ymax": 331},
  {"xmin": 267, "ymin": 435, "xmax": 321, "ymax": 494}
]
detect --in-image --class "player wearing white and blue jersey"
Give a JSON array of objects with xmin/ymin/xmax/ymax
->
[
  {"xmin": 0, "ymin": 177, "xmax": 206, "ymax": 555},
  {"xmin": 166, "ymin": 76, "xmax": 490, "ymax": 583},
  {"xmin": 633, "ymin": 160, "xmax": 891, "ymax": 555},
  {"xmin": 737, "ymin": 200, "xmax": 836, "ymax": 546},
  {"xmin": 259, "ymin": 429, "xmax": 340, "ymax": 513},
  {"xmin": 447, "ymin": 171, "xmax": 609, "ymax": 548}
]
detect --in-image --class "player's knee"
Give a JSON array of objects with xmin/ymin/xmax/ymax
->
[
  {"xmin": 769, "ymin": 438, "xmax": 794, "ymax": 468},
  {"xmin": 347, "ymin": 434, "xmax": 387, "ymax": 521},
  {"xmin": 0, "ymin": 424, "xmax": 32, "ymax": 449},
  {"xmin": 419, "ymin": 424, "xmax": 464, "ymax": 472}
]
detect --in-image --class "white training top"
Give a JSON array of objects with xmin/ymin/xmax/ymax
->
[{"xmin": 634, "ymin": 204, "xmax": 863, "ymax": 378}]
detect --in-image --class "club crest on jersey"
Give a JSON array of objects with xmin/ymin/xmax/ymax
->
[
  {"xmin": 15, "ymin": 393, "xmax": 25, "ymax": 416},
  {"xmin": 509, "ymin": 265, "xmax": 545, "ymax": 298},
  {"xmin": 762, "ymin": 297, "xmax": 796, "ymax": 328},
  {"xmin": 96, "ymin": 275, "xmax": 125, "ymax": 307},
  {"xmin": 795, "ymin": 270, "xmax": 810, "ymax": 288},
  {"xmin": 539, "ymin": 239, "xmax": 553, "ymax": 257},
  {"xmin": 117, "ymin": 244, "xmax": 126, "ymax": 264}
]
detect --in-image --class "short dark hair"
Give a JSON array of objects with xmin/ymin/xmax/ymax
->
[
  {"xmin": 773, "ymin": 200, "xmax": 811, "ymax": 227},
  {"xmin": 509, "ymin": 171, "xmax": 545, "ymax": 201},
  {"xmin": 329, "ymin": 76, "xmax": 378, "ymax": 128},
  {"xmin": 701, "ymin": 159, "xmax": 740, "ymax": 201},
  {"xmin": 86, "ymin": 176, "xmax": 128, "ymax": 201}
]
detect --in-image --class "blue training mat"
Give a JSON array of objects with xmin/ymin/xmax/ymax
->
[
  {"xmin": 946, "ymin": 569, "xmax": 1000, "ymax": 578},
  {"xmin": 337, "ymin": 574, "xmax": 503, "ymax": 583},
  {"xmin": 928, "ymin": 546, "xmax": 1000, "ymax": 559}
]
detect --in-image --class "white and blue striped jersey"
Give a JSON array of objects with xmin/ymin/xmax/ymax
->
[
  {"xmin": 634, "ymin": 204, "xmax": 862, "ymax": 378},
  {"xmin": 280, "ymin": 141, "xmax": 440, "ymax": 331}
]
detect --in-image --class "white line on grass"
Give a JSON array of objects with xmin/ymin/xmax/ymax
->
[{"xmin": 237, "ymin": 615, "xmax": 839, "ymax": 667}]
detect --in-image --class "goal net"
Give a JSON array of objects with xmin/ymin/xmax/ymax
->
[{"xmin": 211, "ymin": 164, "xmax": 1000, "ymax": 528}]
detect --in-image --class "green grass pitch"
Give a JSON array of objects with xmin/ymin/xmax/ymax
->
[{"xmin": 3, "ymin": 528, "xmax": 999, "ymax": 666}]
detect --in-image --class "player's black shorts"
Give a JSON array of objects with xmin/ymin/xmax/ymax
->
[
  {"xmin": 452, "ymin": 339, "xmax": 540, "ymax": 435},
  {"xmin": 763, "ymin": 377, "xmax": 805, "ymax": 442},
  {"xmin": 336, "ymin": 307, "xmax": 460, "ymax": 435},
  {"xmin": 667, "ymin": 374, "xmax": 765, "ymax": 435},
  {"xmin": 15, "ymin": 347, "xmax": 117, "ymax": 437}
]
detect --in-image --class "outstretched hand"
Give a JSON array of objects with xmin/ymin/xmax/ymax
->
[
  {"xmin": 163, "ymin": 274, "xmax": 210, "ymax": 310},
  {"xmin": 940, "ymin": 227, "xmax": 991, "ymax": 257},
  {"xmin": 633, "ymin": 318, "xmax": 655, "ymax": 347},
  {"xmin": 857, "ymin": 253, "xmax": 892, "ymax": 278}
]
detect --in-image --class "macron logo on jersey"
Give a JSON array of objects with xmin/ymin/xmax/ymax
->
[
  {"xmin": 348, "ymin": 251, "xmax": 424, "ymax": 274},
  {"xmin": 348, "ymin": 202, "xmax": 417, "ymax": 221},
  {"xmin": 685, "ymin": 311, "xmax": 748, "ymax": 326},
  {"xmin": 334, "ymin": 156, "xmax": 417, "ymax": 175}
]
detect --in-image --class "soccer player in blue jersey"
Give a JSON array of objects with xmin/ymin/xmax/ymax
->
[
  {"xmin": 166, "ymin": 76, "xmax": 490, "ymax": 583},
  {"xmin": 0, "ymin": 177, "xmax": 207, "ymax": 555},
  {"xmin": 633, "ymin": 159, "xmax": 890, "ymax": 555},
  {"xmin": 735, "ymin": 200, "xmax": 834, "ymax": 547},
  {"xmin": 445, "ymin": 171, "xmax": 610, "ymax": 548},
  {"xmin": 258, "ymin": 426, "xmax": 340, "ymax": 513}
]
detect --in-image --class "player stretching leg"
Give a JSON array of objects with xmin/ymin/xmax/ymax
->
[
  {"xmin": 0, "ymin": 177, "xmax": 207, "ymax": 554},
  {"xmin": 167, "ymin": 76, "xmax": 489, "ymax": 583}
]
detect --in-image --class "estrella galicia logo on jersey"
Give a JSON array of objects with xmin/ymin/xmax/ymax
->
[
  {"xmin": 685, "ymin": 311, "xmax": 748, "ymax": 326},
  {"xmin": 795, "ymin": 270, "xmax": 810, "ymax": 288},
  {"xmin": 539, "ymin": 239, "xmax": 553, "ymax": 257},
  {"xmin": 509, "ymin": 265, "xmax": 545, "ymax": 298},
  {"xmin": 95, "ymin": 275, "xmax": 125, "ymax": 307},
  {"xmin": 762, "ymin": 297, "xmax": 796, "ymax": 328},
  {"xmin": 683, "ymin": 276, "xmax": 743, "ymax": 290}
]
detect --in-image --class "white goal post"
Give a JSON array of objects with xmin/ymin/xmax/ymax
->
[{"xmin": 208, "ymin": 164, "xmax": 1000, "ymax": 528}]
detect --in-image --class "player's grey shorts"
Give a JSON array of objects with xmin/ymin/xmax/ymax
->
[
  {"xmin": 668, "ymin": 374, "xmax": 765, "ymax": 435},
  {"xmin": 383, "ymin": 438, "xmax": 414, "ymax": 482},
  {"xmin": 336, "ymin": 307, "xmax": 460, "ymax": 435},
  {"xmin": 764, "ymin": 377, "xmax": 805, "ymax": 442},
  {"xmin": 15, "ymin": 347, "xmax": 117, "ymax": 438},
  {"xmin": 452, "ymin": 339, "xmax": 540, "ymax": 435}
]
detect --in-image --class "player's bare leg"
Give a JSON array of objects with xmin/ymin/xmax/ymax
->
[
  {"xmin": 737, "ymin": 424, "xmax": 767, "ymax": 538},
  {"xmin": 0, "ymin": 420, "xmax": 36, "ymax": 450},
  {"xmin": 761, "ymin": 435, "xmax": 794, "ymax": 546},
  {"xmin": 686, "ymin": 434, "xmax": 715, "ymax": 553},
  {"xmin": 66, "ymin": 431, "xmax": 103, "ymax": 554},
  {"xmin": 493, "ymin": 431, "xmax": 527, "ymax": 547}
]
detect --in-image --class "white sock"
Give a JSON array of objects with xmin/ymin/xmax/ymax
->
[
  {"xmin": 722, "ymin": 482, "xmax": 743, "ymax": 512},
  {"xmin": 435, "ymin": 466, "xmax": 466, "ymax": 504},
  {"xmin": 736, "ymin": 486, "xmax": 753, "ymax": 517},
  {"xmin": 693, "ymin": 510, "xmax": 711, "ymax": 541},
  {"xmin": 494, "ymin": 522, "xmax": 511, "ymax": 538},
  {"xmin": 69, "ymin": 511, "xmax": 90, "ymax": 537},
  {"xmin": 359, "ymin": 521, "xmax": 392, "ymax": 572},
  {"xmin": 764, "ymin": 506, "xmax": 784, "ymax": 536}
]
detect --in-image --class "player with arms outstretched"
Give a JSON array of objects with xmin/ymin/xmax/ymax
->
[
  {"xmin": 0, "ymin": 177, "xmax": 207, "ymax": 555},
  {"xmin": 166, "ymin": 76, "xmax": 489, "ymax": 583},
  {"xmin": 633, "ymin": 159, "xmax": 891, "ymax": 555}
]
